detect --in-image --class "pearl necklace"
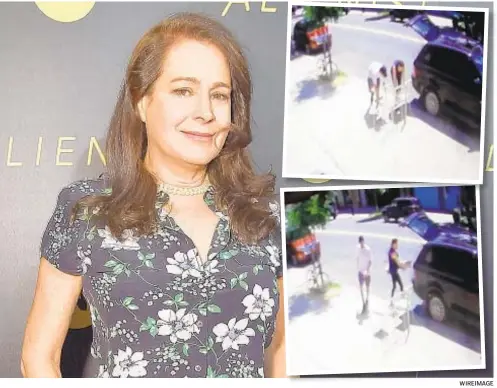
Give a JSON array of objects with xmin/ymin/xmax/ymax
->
[{"xmin": 158, "ymin": 180, "xmax": 211, "ymax": 196}]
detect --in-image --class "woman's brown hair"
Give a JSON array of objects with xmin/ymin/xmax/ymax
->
[{"xmin": 76, "ymin": 12, "xmax": 277, "ymax": 244}]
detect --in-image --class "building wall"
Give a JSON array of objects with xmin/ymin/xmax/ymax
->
[
  {"xmin": 444, "ymin": 186, "xmax": 461, "ymax": 210},
  {"xmin": 413, "ymin": 186, "xmax": 461, "ymax": 211}
]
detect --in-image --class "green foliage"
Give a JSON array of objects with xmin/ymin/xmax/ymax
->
[
  {"xmin": 303, "ymin": 6, "xmax": 346, "ymax": 24},
  {"xmin": 286, "ymin": 192, "xmax": 336, "ymax": 240}
]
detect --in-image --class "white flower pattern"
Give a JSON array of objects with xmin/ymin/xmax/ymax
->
[
  {"xmin": 112, "ymin": 347, "xmax": 149, "ymax": 378},
  {"xmin": 213, "ymin": 318, "xmax": 255, "ymax": 351},
  {"xmin": 166, "ymin": 249, "xmax": 202, "ymax": 278},
  {"xmin": 265, "ymin": 245, "xmax": 281, "ymax": 269},
  {"xmin": 77, "ymin": 249, "xmax": 92, "ymax": 274},
  {"xmin": 98, "ymin": 227, "xmax": 141, "ymax": 251},
  {"xmin": 98, "ymin": 365, "xmax": 110, "ymax": 378},
  {"xmin": 157, "ymin": 308, "xmax": 200, "ymax": 343},
  {"xmin": 242, "ymin": 284, "xmax": 275, "ymax": 321},
  {"xmin": 40, "ymin": 179, "xmax": 282, "ymax": 378}
]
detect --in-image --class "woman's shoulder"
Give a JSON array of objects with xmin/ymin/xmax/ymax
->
[
  {"xmin": 259, "ymin": 196, "xmax": 281, "ymax": 245},
  {"xmin": 56, "ymin": 176, "xmax": 110, "ymax": 203}
]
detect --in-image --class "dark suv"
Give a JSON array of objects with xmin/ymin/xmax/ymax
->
[
  {"xmin": 382, "ymin": 196, "xmax": 422, "ymax": 222},
  {"xmin": 408, "ymin": 14, "xmax": 483, "ymax": 130},
  {"xmin": 404, "ymin": 212, "xmax": 479, "ymax": 327}
]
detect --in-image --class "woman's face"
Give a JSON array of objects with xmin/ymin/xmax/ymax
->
[{"xmin": 139, "ymin": 39, "xmax": 232, "ymax": 167}]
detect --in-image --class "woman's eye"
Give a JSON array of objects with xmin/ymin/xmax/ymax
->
[
  {"xmin": 212, "ymin": 92, "xmax": 230, "ymax": 101},
  {"xmin": 173, "ymin": 88, "xmax": 192, "ymax": 97}
]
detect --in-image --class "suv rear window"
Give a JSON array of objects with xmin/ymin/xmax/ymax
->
[
  {"xmin": 420, "ymin": 245, "xmax": 477, "ymax": 285},
  {"xmin": 421, "ymin": 45, "xmax": 480, "ymax": 82},
  {"xmin": 396, "ymin": 199, "xmax": 413, "ymax": 207}
]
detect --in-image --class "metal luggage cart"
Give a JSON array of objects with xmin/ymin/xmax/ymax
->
[{"xmin": 388, "ymin": 79, "xmax": 413, "ymax": 129}]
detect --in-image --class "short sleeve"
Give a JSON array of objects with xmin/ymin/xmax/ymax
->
[
  {"xmin": 268, "ymin": 199, "xmax": 283, "ymax": 279},
  {"xmin": 40, "ymin": 185, "xmax": 88, "ymax": 276}
]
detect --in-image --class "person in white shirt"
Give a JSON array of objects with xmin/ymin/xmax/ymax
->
[
  {"xmin": 356, "ymin": 236, "xmax": 373, "ymax": 314},
  {"xmin": 367, "ymin": 61, "xmax": 388, "ymax": 111}
]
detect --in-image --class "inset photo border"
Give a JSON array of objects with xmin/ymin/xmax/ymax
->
[
  {"xmin": 282, "ymin": 2, "xmax": 489, "ymax": 184},
  {"xmin": 280, "ymin": 184, "xmax": 485, "ymax": 375}
]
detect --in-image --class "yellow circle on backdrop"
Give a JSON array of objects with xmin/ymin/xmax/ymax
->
[
  {"xmin": 302, "ymin": 178, "xmax": 331, "ymax": 184},
  {"xmin": 35, "ymin": 2, "xmax": 95, "ymax": 23}
]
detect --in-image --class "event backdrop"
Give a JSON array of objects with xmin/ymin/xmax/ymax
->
[{"xmin": 0, "ymin": 0, "xmax": 494, "ymax": 379}]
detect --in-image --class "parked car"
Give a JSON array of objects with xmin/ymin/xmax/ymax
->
[
  {"xmin": 381, "ymin": 196, "xmax": 422, "ymax": 222},
  {"xmin": 404, "ymin": 212, "xmax": 479, "ymax": 328},
  {"xmin": 292, "ymin": 18, "xmax": 332, "ymax": 54},
  {"xmin": 390, "ymin": 9, "xmax": 421, "ymax": 22},
  {"xmin": 286, "ymin": 232, "xmax": 321, "ymax": 267},
  {"xmin": 408, "ymin": 14, "xmax": 483, "ymax": 130}
]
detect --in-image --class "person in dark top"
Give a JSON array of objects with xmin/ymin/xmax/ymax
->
[
  {"xmin": 388, "ymin": 239, "xmax": 410, "ymax": 307},
  {"xmin": 390, "ymin": 60, "xmax": 406, "ymax": 116},
  {"xmin": 390, "ymin": 60, "xmax": 405, "ymax": 89}
]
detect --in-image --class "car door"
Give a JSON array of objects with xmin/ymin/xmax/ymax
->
[
  {"xmin": 427, "ymin": 48, "xmax": 466, "ymax": 112},
  {"xmin": 428, "ymin": 246, "xmax": 461, "ymax": 310},
  {"xmin": 446, "ymin": 248, "xmax": 479, "ymax": 322},
  {"xmin": 416, "ymin": 46, "xmax": 455, "ymax": 108},
  {"xmin": 456, "ymin": 55, "xmax": 483, "ymax": 125},
  {"xmin": 391, "ymin": 200, "xmax": 402, "ymax": 218},
  {"xmin": 408, "ymin": 14, "xmax": 441, "ymax": 42}
]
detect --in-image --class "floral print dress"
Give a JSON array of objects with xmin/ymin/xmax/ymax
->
[{"xmin": 40, "ymin": 178, "xmax": 283, "ymax": 378}]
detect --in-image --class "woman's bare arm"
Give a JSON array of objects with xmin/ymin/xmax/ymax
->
[
  {"xmin": 21, "ymin": 258, "xmax": 83, "ymax": 377},
  {"xmin": 391, "ymin": 251, "xmax": 408, "ymax": 269},
  {"xmin": 264, "ymin": 277, "xmax": 286, "ymax": 378}
]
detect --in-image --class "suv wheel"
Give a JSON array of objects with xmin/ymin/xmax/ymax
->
[
  {"xmin": 423, "ymin": 89, "xmax": 441, "ymax": 116},
  {"xmin": 427, "ymin": 292, "xmax": 447, "ymax": 323}
]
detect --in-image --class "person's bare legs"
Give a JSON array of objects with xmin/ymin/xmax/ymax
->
[
  {"xmin": 364, "ymin": 276, "xmax": 371, "ymax": 311},
  {"xmin": 359, "ymin": 272, "xmax": 370, "ymax": 314}
]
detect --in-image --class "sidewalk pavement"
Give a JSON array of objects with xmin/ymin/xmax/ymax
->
[
  {"xmin": 285, "ymin": 73, "xmax": 480, "ymax": 182},
  {"xmin": 287, "ymin": 282, "xmax": 483, "ymax": 375}
]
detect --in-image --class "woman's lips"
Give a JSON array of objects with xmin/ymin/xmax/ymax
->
[{"xmin": 182, "ymin": 131, "xmax": 214, "ymax": 142}]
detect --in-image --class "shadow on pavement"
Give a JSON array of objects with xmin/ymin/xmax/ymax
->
[
  {"xmin": 288, "ymin": 290, "xmax": 332, "ymax": 320},
  {"xmin": 364, "ymin": 111, "xmax": 387, "ymax": 131},
  {"xmin": 407, "ymin": 99, "xmax": 480, "ymax": 153},
  {"xmin": 356, "ymin": 213, "xmax": 383, "ymax": 223},
  {"xmin": 294, "ymin": 77, "xmax": 336, "ymax": 103},
  {"xmin": 364, "ymin": 13, "xmax": 390, "ymax": 22},
  {"xmin": 410, "ymin": 304, "xmax": 481, "ymax": 354}
]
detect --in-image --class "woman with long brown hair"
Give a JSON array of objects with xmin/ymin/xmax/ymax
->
[{"xmin": 21, "ymin": 13, "xmax": 285, "ymax": 378}]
